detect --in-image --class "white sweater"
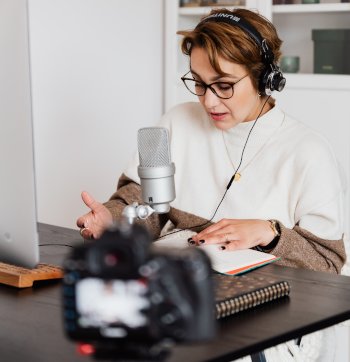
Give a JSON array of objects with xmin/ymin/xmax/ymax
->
[{"xmin": 124, "ymin": 102, "xmax": 344, "ymax": 241}]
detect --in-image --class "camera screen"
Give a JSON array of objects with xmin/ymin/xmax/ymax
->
[{"xmin": 76, "ymin": 278, "xmax": 150, "ymax": 336}]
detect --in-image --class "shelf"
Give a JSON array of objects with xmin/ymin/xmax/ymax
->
[
  {"xmin": 273, "ymin": 3, "xmax": 350, "ymax": 14},
  {"xmin": 178, "ymin": 2, "xmax": 350, "ymax": 15},
  {"xmin": 179, "ymin": 5, "xmax": 244, "ymax": 16},
  {"xmin": 283, "ymin": 73, "xmax": 350, "ymax": 91}
]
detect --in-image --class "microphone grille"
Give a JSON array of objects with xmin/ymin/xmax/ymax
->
[{"xmin": 137, "ymin": 127, "xmax": 171, "ymax": 167}]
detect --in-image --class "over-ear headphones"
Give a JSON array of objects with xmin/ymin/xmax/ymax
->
[{"xmin": 198, "ymin": 13, "xmax": 286, "ymax": 96}]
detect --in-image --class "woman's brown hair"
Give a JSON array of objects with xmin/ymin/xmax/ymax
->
[{"xmin": 178, "ymin": 8, "xmax": 283, "ymax": 91}]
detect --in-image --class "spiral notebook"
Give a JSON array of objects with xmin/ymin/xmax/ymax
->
[{"xmin": 213, "ymin": 273, "xmax": 290, "ymax": 319}]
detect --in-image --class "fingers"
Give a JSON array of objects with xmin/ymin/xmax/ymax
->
[
  {"xmin": 77, "ymin": 191, "xmax": 114, "ymax": 240},
  {"xmin": 81, "ymin": 191, "xmax": 102, "ymax": 212},
  {"xmin": 190, "ymin": 219, "xmax": 248, "ymax": 250},
  {"xmin": 221, "ymin": 240, "xmax": 244, "ymax": 251},
  {"xmin": 76, "ymin": 215, "xmax": 87, "ymax": 228},
  {"xmin": 76, "ymin": 192, "xmax": 97, "ymax": 228},
  {"xmin": 193, "ymin": 221, "xmax": 236, "ymax": 245},
  {"xmin": 80, "ymin": 227, "xmax": 94, "ymax": 240},
  {"xmin": 77, "ymin": 191, "xmax": 100, "ymax": 239},
  {"xmin": 76, "ymin": 211, "xmax": 93, "ymax": 229},
  {"xmin": 190, "ymin": 218, "xmax": 272, "ymax": 251},
  {"xmin": 194, "ymin": 219, "xmax": 232, "ymax": 241},
  {"xmin": 197, "ymin": 230, "xmax": 237, "ymax": 245}
]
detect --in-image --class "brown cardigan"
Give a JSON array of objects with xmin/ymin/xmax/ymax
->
[{"xmin": 104, "ymin": 174, "xmax": 346, "ymax": 274}]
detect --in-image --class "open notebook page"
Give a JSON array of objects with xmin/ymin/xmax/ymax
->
[{"xmin": 152, "ymin": 237, "xmax": 279, "ymax": 275}]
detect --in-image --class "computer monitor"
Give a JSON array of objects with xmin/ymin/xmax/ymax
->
[{"xmin": 0, "ymin": 0, "xmax": 39, "ymax": 268}]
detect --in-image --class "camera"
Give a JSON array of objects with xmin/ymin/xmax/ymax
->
[{"xmin": 62, "ymin": 223, "xmax": 216, "ymax": 360}]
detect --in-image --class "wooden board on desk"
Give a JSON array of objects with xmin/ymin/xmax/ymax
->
[{"xmin": 0, "ymin": 262, "xmax": 63, "ymax": 288}]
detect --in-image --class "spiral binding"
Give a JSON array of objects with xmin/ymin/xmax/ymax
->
[{"xmin": 215, "ymin": 279, "xmax": 290, "ymax": 319}]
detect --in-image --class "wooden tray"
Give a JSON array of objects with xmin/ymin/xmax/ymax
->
[{"xmin": 0, "ymin": 262, "xmax": 64, "ymax": 288}]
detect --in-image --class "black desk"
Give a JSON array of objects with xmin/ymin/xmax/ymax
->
[{"xmin": 0, "ymin": 223, "xmax": 350, "ymax": 362}]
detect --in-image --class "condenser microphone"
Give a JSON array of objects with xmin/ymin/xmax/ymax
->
[{"xmin": 137, "ymin": 127, "xmax": 176, "ymax": 214}]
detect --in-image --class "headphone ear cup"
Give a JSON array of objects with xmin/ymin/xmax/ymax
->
[
  {"xmin": 258, "ymin": 66, "xmax": 271, "ymax": 96},
  {"xmin": 271, "ymin": 69, "xmax": 286, "ymax": 93},
  {"xmin": 259, "ymin": 65, "xmax": 286, "ymax": 96}
]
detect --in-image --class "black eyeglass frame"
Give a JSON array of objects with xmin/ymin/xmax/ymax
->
[{"xmin": 180, "ymin": 71, "xmax": 248, "ymax": 100}]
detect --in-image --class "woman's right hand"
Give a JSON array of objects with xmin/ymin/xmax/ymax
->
[{"xmin": 76, "ymin": 191, "xmax": 113, "ymax": 240}]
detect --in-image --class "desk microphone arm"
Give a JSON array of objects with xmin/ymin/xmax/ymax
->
[{"xmin": 122, "ymin": 202, "xmax": 155, "ymax": 225}]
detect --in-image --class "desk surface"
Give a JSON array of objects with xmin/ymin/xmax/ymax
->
[{"xmin": 0, "ymin": 223, "xmax": 350, "ymax": 362}]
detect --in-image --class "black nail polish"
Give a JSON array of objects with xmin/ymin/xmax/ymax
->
[
  {"xmin": 199, "ymin": 240, "xmax": 205, "ymax": 244},
  {"xmin": 187, "ymin": 237, "xmax": 192, "ymax": 242},
  {"xmin": 220, "ymin": 246, "xmax": 226, "ymax": 250},
  {"xmin": 188, "ymin": 239, "xmax": 195, "ymax": 245}
]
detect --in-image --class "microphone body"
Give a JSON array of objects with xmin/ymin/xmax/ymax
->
[{"xmin": 137, "ymin": 127, "xmax": 176, "ymax": 214}]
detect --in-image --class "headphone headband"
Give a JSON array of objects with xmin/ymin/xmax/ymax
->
[{"xmin": 198, "ymin": 13, "xmax": 274, "ymax": 64}]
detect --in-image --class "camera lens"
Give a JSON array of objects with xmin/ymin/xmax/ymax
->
[{"xmin": 104, "ymin": 252, "xmax": 119, "ymax": 267}]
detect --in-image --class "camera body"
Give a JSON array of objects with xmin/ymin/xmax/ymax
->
[{"xmin": 62, "ymin": 223, "xmax": 216, "ymax": 359}]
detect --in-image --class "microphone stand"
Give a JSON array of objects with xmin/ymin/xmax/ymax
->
[{"xmin": 121, "ymin": 202, "xmax": 156, "ymax": 225}]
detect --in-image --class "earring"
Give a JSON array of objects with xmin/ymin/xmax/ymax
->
[{"xmin": 257, "ymin": 92, "xmax": 262, "ymax": 97}]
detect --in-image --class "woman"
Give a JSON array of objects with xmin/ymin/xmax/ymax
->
[
  {"xmin": 77, "ymin": 8, "xmax": 345, "ymax": 274},
  {"xmin": 77, "ymin": 8, "xmax": 346, "ymax": 361}
]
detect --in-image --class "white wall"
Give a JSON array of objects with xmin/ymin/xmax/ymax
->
[
  {"xmin": 274, "ymin": 76, "xmax": 350, "ymax": 267},
  {"xmin": 28, "ymin": 0, "xmax": 164, "ymax": 229}
]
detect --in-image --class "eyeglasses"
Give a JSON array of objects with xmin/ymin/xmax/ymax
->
[{"xmin": 181, "ymin": 71, "xmax": 248, "ymax": 100}]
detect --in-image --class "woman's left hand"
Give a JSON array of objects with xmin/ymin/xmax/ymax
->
[{"xmin": 191, "ymin": 219, "xmax": 275, "ymax": 251}]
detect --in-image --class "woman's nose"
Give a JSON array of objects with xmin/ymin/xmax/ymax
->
[{"xmin": 202, "ymin": 88, "xmax": 221, "ymax": 108}]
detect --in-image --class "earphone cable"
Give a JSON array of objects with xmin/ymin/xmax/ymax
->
[{"xmin": 225, "ymin": 95, "xmax": 270, "ymax": 190}]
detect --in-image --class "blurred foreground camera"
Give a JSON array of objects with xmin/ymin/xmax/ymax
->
[{"xmin": 62, "ymin": 224, "xmax": 216, "ymax": 361}]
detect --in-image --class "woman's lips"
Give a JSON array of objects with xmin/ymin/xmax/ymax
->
[{"xmin": 210, "ymin": 112, "xmax": 227, "ymax": 121}]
